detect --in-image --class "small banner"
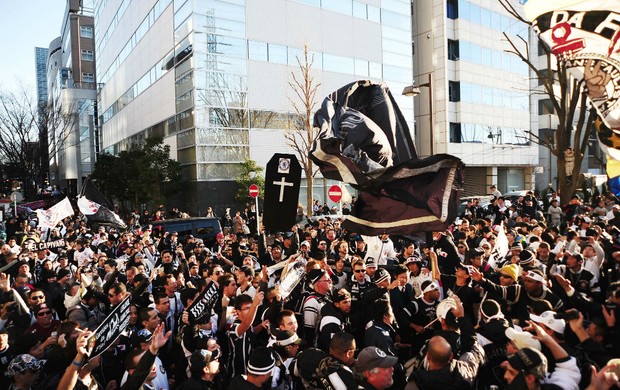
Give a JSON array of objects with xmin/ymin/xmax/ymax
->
[
  {"xmin": 279, "ymin": 261, "xmax": 306, "ymax": 300},
  {"xmin": 87, "ymin": 296, "xmax": 131, "ymax": 360},
  {"xmin": 187, "ymin": 281, "xmax": 219, "ymax": 323},
  {"xmin": 23, "ymin": 238, "xmax": 67, "ymax": 252}
]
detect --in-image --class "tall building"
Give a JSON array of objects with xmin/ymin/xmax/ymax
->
[
  {"xmin": 47, "ymin": 0, "xmax": 97, "ymax": 196},
  {"xmin": 412, "ymin": 0, "xmax": 538, "ymax": 195},
  {"xmin": 35, "ymin": 47, "xmax": 49, "ymax": 105},
  {"xmin": 94, "ymin": 0, "xmax": 413, "ymax": 212},
  {"xmin": 35, "ymin": 47, "xmax": 50, "ymax": 186}
]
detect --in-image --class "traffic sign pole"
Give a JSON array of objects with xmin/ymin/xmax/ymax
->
[
  {"xmin": 327, "ymin": 184, "xmax": 343, "ymax": 215},
  {"xmin": 255, "ymin": 195, "xmax": 259, "ymax": 235},
  {"xmin": 249, "ymin": 184, "xmax": 260, "ymax": 234},
  {"xmin": 339, "ymin": 182, "xmax": 342, "ymax": 214}
]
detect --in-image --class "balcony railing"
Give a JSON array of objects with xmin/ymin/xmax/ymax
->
[{"xmin": 61, "ymin": 80, "xmax": 97, "ymax": 90}]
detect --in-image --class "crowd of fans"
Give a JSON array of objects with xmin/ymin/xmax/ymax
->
[{"xmin": 0, "ymin": 189, "xmax": 620, "ymax": 390}]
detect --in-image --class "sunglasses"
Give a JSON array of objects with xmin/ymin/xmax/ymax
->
[
  {"xmin": 499, "ymin": 274, "xmax": 512, "ymax": 278},
  {"xmin": 37, "ymin": 311, "xmax": 52, "ymax": 317},
  {"xmin": 354, "ymin": 269, "xmax": 366, "ymax": 273},
  {"xmin": 31, "ymin": 296, "xmax": 45, "ymax": 300},
  {"xmin": 108, "ymin": 293, "xmax": 117, "ymax": 298}
]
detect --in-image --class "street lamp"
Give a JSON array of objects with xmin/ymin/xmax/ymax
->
[{"xmin": 402, "ymin": 73, "xmax": 434, "ymax": 155}]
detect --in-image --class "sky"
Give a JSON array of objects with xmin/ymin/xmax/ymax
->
[{"xmin": 0, "ymin": 0, "xmax": 66, "ymax": 93}]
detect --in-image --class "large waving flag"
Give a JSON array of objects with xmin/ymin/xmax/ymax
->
[
  {"xmin": 36, "ymin": 197, "xmax": 74, "ymax": 229},
  {"xmin": 524, "ymin": 1, "xmax": 620, "ymax": 194},
  {"xmin": 78, "ymin": 177, "xmax": 127, "ymax": 229},
  {"xmin": 310, "ymin": 80, "xmax": 464, "ymax": 235}
]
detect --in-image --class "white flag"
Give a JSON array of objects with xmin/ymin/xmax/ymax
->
[
  {"xmin": 488, "ymin": 222, "xmax": 510, "ymax": 269},
  {"xmin": 36, "ymin": 197, "xmax": 74, "ymax": 229}
]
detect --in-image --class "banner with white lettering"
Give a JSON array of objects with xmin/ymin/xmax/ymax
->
[
  {"xmin": 187, "ymin": 281, "xmax": 219, "ymax": 322},
  {"xmin": 87, "ymin": 296, "xmax": 131, "ymax": 360},
  {"xmin": 23, "ymin": 238, "xmax": 67, "ymax": 252},
  {"xmin": 524, "ymin": 1, "xmax": 620, "ymax": 193}
]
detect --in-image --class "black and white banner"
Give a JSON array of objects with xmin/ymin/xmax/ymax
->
[
  {"xmin": 309, "ymin": 80, "xmax": 464, "ymax": 235},
  {"xmin": 23, "ymin": 238, "xmax": 67, "ymax": 252},
  {"xmin": 525, "ymin": 1, "xmax": 620, "ymax": 161},
  {"xmin": 88, "ymin": 296, "xmax": 131, "ymax": 360},
  {"xmin": 187, "ymin": 281, "xmax": 219, "ymax": 323}
]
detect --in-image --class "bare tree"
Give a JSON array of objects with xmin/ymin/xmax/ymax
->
[
  {"xmin": 0, "ymin": 87, "xmax": 75, "ymax": 199},
  {"xmin": 499, "ymin": 0, "xmax": 597, "ymax": 205},
  {"xmin": 286, "ymin": 44, "xmax": 321, "ymax": 216}
]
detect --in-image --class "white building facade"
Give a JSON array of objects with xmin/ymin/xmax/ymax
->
[
  {"xmin": 94, "ymin": 0, "xmax": 414, "ymax": 213},
  {"xmin": 47, "ymin": 0, "xmax": 98, "ymax": 196},
  {"xmin": 412, "ymin": 0, "xmax": 538, "ymax": 195}
]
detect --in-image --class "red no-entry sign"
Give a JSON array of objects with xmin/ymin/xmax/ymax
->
[
  {"xmin": 249, "ymin": 184, "xmax": 260, "ymax": 198},
  {"xmin": 328, "ymin": 185, "xmax": 342, "ymax": 202}
]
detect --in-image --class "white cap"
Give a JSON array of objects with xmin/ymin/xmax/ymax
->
[
  {"xmin": 530, "ymin": 311, "xmax": 565, "ymax": 334},
  {"xmin": 505, "ymin": 327, "xmax": 541, "ymax": 351},
  {"xmin": 436, "ymin": 297, "xmax": 457, "ymax": 320}
]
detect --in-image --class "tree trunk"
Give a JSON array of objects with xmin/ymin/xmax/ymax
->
[{"xmin": 306, "ymin": 165, "xmax": 313, "ymax": 217}]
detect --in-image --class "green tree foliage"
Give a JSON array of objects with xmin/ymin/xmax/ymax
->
[
  {"xmin": 92, "ymin": 136, "xmax": 182, "ymax": 211},
  {"xmin": 235, "ymin": 159, "xmax": 264, "ymax": 202}
]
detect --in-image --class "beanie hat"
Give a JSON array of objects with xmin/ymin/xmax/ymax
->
[
  {"xmin": 373, "ymin": 268, "xmax": 390, "ymax": 284},
  {"xmin": 308, "ymin": 269, "xmax": 327, "ymax": 286},
  {"xmin": 519, "ymin": 250, "xmax": 535, "ymax": 265},
  {"xmin": 57, "ymin": 268, "xmax": 72, "ymax": 280},
  {"xmin": 247, "ymin": 347, "xmax": 275, "ymax": 375},
  {"xmin": 499, "ymin": 264, "xmax": 520, "ymax": 281}
]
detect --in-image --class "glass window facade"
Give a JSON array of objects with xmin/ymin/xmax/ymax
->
[
  {"xmin": 457, "ymin": 0, "xmax": 528, "ymax": 36},
  {"xmin": 450, "ymin": 123, "xmax": 529, "ymax": 145},
  {"xmin": 98, "ymin": 0, "xmax": 173, "ymax": 85},
  {"xmin": 100, "ymin": 0, "xmax": 413, "ymax": 182}
]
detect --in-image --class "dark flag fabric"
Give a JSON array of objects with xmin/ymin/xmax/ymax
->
[
  {"xmin": 78, "ymin": 177, "xmax": 127, "ymax": 229},
  {"xmin": 81, "ymin": 176, "xmax": 114, "ymax": 210},
  {"xmin": 309, "ymin": 80, "xmax": 464, "ymax": 235}
]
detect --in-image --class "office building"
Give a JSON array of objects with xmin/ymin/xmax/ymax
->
[
  {"xmin": 47, "ymin": 0, "xmax": 98, "ymax": 196},
  {"xmin": 94, "ymin": 0, "xmax": 413, "ymax": 212},
  {"xmin": 35, "ymin": 47, "xmax": 50, "ymax": 186},
  {"xmin": 35, "ymin": 47, "xmax": 49, "ymax": 106},
  {"xmin": 412, "ymin": 0, "xmax": 538, "ymax": 195}
]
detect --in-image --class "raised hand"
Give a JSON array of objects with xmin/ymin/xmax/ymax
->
[
  {"xmin": 554, "ymin": 273, "xmax": 571, "ymax": 292},
  {"xmin": 0, "ymin": 273, "xmax": 11, "ymax": 292},
  {"xmin": 149, "ymin": 322, "xmax": 172, "ymax": 354},
  {"xmin": 470, "ymin": 266, "xmax": 483, "ymax": 282},
  {"xmin": 602, "ymin": 305, "xmax": 616, "ymax": 328}
]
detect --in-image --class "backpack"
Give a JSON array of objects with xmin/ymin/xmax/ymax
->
[{"xmin": 295, "ymin": 348, "xmax": 351, "ymax": 390}]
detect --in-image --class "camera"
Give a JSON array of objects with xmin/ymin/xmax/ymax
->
[{"xmin": 554, "ymin": 309, "xmax": 580, "ymax": 321}]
